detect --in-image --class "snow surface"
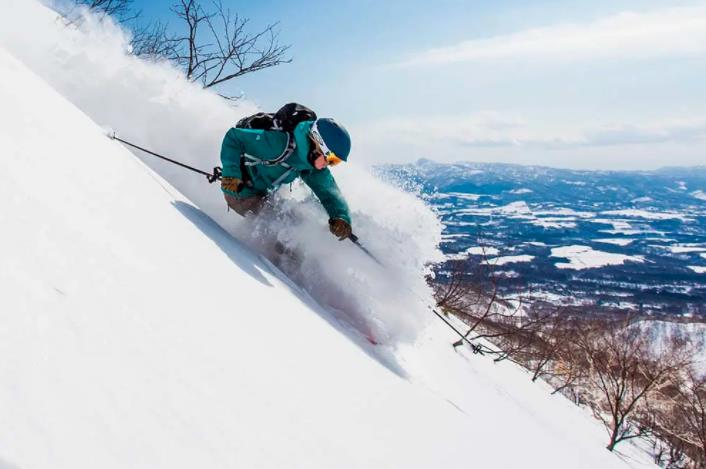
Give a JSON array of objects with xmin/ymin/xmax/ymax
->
[
  {"xmin": 692, "ymin": 190, "xmax": 706, "ymax": 201},
  {"xmin": 458, "ymin": 200, "xmax": 533, "ymax": 217},
  {"xmin": 594, "ymin": 238, "xmax": 635, "ymax": 247},
  {"xmin": 529, "ymin": 218, "xmax": 577, "ymax": 229},
  {"xmin": 460, "ymin": 203, "xmax": 583, "ymax": 230},
  {"xmin": 648, "ymin": 244, "xmax": 706, "ymax": 254},
  {"xmin": 465, "ymin": 246, "xmax": 500, "ymax": 256},
  {"xmin": 590, "ymin": 219, "xmax": 634, "ymax": 230},
  {"xmin": 668, "ymin": 245, "xmax": 706, "ymax": 254},
  {"xmin": 551, "ymin": 245, "xmax": 645, "ymax": 270},
  {"xmin": 638, "ymin": 320, "xmax": 706, "ymax": 369},
  {"xmin": 601, "ymin": 209, "xmax": 693, "ymax": 222},
  {"xmin": 534, "ymin": 208, "xmax": 596, "ymax": 218},
  {"xmin": 487, "ymin": 255, "xmax": 536, "ymax": 266},
  {"xmin": 446, "ymin": 246, "xmax": 500, "ymax": 260},
  {"xmin": 0, "ymin": 3, "xmax": 655, "ymax": 468},
  {"xmin": 445, "ymin": 191, "xmax": 484, "ymax": 201}
]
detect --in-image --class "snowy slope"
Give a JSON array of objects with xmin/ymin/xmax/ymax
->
[
  {"xmin": 0, "ymin": 8, "xmax": 657, "ymax": 469},
  {"xmin": 0, "ymin": 46, "xmax": 468, "ymax": 469},
  {"xmin": 0, "ymin": 45, "xmax": 654, "ymax": 469}
]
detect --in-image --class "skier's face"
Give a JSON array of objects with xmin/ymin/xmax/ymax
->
[
  {"xmin": 310, "ymin": 138, "xmax": 343, "ymax": 170},
  {"xmin": 310, "ymin": 139, "xmax": 329, "ymax": 170},
  {"xmin": 313, "ymin": 153, "xmax": 328, "ymax": 170}
]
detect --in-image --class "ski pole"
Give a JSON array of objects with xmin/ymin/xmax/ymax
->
[
  {"xmin": 349, "ymin": 233, "xmax": 489, "ymax": 353},
  {"xmin": 348, "ymin": 234, "xmax": 383, "ymax": 266},
  {"xmin": 109, "ymin": 133, "xmax": 222, "ymax": 183}
]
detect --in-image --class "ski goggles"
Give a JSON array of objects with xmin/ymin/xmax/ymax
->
[{"xmin": 310, "ymin": 121, "xmax": 344, "ymax": 166}]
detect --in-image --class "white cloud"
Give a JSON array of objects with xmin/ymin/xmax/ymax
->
[
  {"xmin": 358, "ymin": 113, "xmax": 706, "ymax": 149},
  {"xmin": 397, "ymin": 6, "xmax": 706, "ymax": 67},
  {"xmin": 352, "ymin": 113, "xmax": 706, "ymax": 169}
]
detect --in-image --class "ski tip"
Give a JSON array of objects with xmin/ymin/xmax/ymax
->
[
  {"xmin": 366, "ymin": 334, "xmax": 379, "ymax": 346},
  {"xmin": 101, "ymin": 126, "xmax": 116, "ymax": 139}
]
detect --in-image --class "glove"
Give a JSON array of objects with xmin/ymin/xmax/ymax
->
[
  {"xmin": 222, "ymin": 177, "xmax": 244, "ymax": 193},
  {"xmin": 329, "ymin": 218, "xmax": 352, "ymax": 241}
]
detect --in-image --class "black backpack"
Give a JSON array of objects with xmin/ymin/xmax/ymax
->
[
  {"xmin": 236, "ymin": 103, "xmax": 317, "ymax": 133},
  {"xmin": 234, "ymin": 103, "xmax": 318, "ymax": 186}
]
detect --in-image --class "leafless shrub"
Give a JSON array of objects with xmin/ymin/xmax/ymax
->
[
  {"xmin": 525, "ymin": 311, "xmax": 573, "ymax": 381},
  {"xmin": 573, "ymin": 317, "xmax": 693, "ymax": 451},
  {"xmin": 652, "ymin": 368, "xmax": 706, "ymax": 467},
  {"xmin": 431, "ymin": 252, "xmax": 703, "ymax": 463},
  {"xmin": 434, "ymin": 252, "xmax": 552, "ymax": 366},
  {"xmin": 434, "ymin": 258, "xmax": 489, "ymax": 320}
]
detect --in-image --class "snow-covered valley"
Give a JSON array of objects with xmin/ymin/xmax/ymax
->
[{"xmin": 381, "ymin": 159, "xmax": 706, "ymax": 317}]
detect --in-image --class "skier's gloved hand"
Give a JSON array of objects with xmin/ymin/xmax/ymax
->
[
  {"xmin": 222, "ymin": 177, "xmax": 244, "ymax": 193},
  {"xmin": 329, "ymin": 218, "xmax": 352, "ymax": 241}
]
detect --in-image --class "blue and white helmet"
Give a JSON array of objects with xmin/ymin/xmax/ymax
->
[{"xmin": 310, "ymin": 118, "xmax": 351, "ymax": 162}]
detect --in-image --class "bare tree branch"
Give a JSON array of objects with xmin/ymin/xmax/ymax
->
[
  {"xmin": 68, "ymin": 0, "xmax": 291, "ymax": 99},
  {"xmin": 74, "ymin": 0, "xmax": 139, "ymax": 23},
  {"xmin": 162, "ymin": 0, "xmax": 291, "ymax": 97}
]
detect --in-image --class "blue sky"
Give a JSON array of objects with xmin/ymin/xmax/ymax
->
[{"xmin": 131, "ymin": 0, "xmax": 706, "ymax": 169}]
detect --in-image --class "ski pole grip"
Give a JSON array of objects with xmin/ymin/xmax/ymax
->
[{"xmin": 207, "ymin": 167, "xmax": 222, "ymax": 183}]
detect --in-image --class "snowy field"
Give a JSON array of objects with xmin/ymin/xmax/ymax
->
[
  {"xmin": 551, "ymin": 245, "xmax": 645, "ymax": 270},
  {"xmin": 382, "ymin": 158, "xmax": 706, "ymax": 315},
  {"xmin": 0, "ymin": 1, "xmax": 657, "ymax": 468}
]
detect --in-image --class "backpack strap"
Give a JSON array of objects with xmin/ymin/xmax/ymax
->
[
  {"xmin": 242, "ymin": 131, "xmax": 297, "ymax": 168},
  {"xmin": 242, "ymin": 155, "xmax": 295, "ymax": 187},
  {"xmin": 271, "ymin": 167, "xmax": 295, "ymax": 187}
]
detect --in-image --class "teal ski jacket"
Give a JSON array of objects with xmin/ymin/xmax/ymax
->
[{"xmin": 220, "ymin": 121, "xmax": 351, "ymax": 224}]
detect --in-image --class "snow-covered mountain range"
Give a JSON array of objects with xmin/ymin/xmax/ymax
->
[{"xmin": 379, "ymin": 159, "xmax": 706, "ymax": 317}]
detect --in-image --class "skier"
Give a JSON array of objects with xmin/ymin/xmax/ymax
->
[{"xmin": 219, "ymin": 110, "xmax": 353, "ymax": 241}]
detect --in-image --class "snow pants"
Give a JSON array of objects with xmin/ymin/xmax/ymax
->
[{"xmin": 223, "ymin": 192, "xmax": 268, "ymax": 217}]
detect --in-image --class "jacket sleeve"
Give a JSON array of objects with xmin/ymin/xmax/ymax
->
[
  {"xmin": 220, "ymin": 127, "xmax": 244, "ymax": 179},
  {"xmin": 300, "ymin": 168, "xmax": 351, "ymax": 225}
]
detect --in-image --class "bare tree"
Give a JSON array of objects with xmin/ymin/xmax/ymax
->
[
  {"xmin": 433, "ymin": 248, "xmax": 552, "ymax": 363},
  {"xmin": 69, "ymin": 0, "xmax": 290, "ymax": 98},
  {"xmin": 130, "ymin": 20, "xmax": 177, "ymax": 59},
  {"xmin": 652, "ymin": 367, "xmax": 706, "ymax": 467},
  {"xmin": 526, "ymin": 311, "xmax": 571, "ymax": 382},
  {"xmin": 575, "ymin": 317, "xmax": 692, "ymax": 451},
  {"xmin": 74, "ymin": 0, "xmax": 138, "ymax": 23},
  {"xmin": 430, "ymin": 243, "xmax": 705, "ymax": 463},
  {"xmin": 165, "ymin": 0, "xmax": 291, "ymax": 96},
  {"xmin": 433, "ymin": 258, "xmax": 486, "ymax": 318}
]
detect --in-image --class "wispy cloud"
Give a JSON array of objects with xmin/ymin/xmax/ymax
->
[
  {"xmin": 358, "ymin": 114, "xmax": 706, "ymax": 149},
  {"xmin": 396, "ymin": 6, "xmax": 706, "ymax": 67}
]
